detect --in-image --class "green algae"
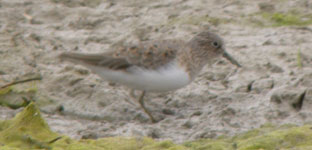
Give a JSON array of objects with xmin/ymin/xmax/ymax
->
[
  {"xmin": 0, "ymin": 103, "xmax": 59, "ymax": 149},
  {"xmin": 0, "ymin": 78, "xmax": 56, "ymax": 109},
  {"xmin": 262, "ymin": 12, "xmax": 312, "ymax": 27},
  {"xmin": 1, "ymin": 103, "xmax": 312, "ymax": 150},
  {"xmin": 0, "ymin": 103, "xmax": 187, "ymax": 150},
  {"xmin": 167, "ymin": 12, "xmax": 312, "ymax": 28},
  {"xmin": 184, "ymin": 123, "xmax": 312, "ymax": 150},
  {"xmin": 237, "ymin": 124, "xmax": 312, "ymax": 150},
  {"xmin": 0, "ymin": 80, "xmax": 38, "ymax": 109}
]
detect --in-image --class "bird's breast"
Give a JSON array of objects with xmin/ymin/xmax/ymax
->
[
  {"xmin": 128, "ymin": 62, "xmax": 191, "ymax": 92},
  {"xmin": 94, "ymin": 61, "xmax": 191, "ymax": 92}
]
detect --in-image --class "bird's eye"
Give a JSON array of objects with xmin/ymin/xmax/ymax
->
[{"xmin": 212, "ymin": 42, "xmax": 219, "ymax": 48}]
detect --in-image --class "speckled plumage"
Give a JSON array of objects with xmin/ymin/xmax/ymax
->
[
  {"xmin": 59, "ymin": 32, "xmax": 228, "ymax": 78},
  {"xmin": 59, "ymin": 31, "xmax": 240, "ymax": 122}
]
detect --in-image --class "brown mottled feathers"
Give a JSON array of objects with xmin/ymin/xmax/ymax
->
[
  {"xmin": 59, "ymin": 40, "xmax": 185, "ymax": 70},
  {"xmin": 59, "ymin": 52, "xmax": 131, "ymax": 70}
]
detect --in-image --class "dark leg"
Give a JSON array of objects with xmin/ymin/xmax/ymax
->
[
  {"xmin": 138, "ymin": 91, "xmax": 157, "ymax": 123},
  {"xmin": 124, "ymin": 89, "xmax": 137, "ymax": 106},
  {"xmin": 129, "ymin": 89, "xmax": 136, "ymax": 98}
]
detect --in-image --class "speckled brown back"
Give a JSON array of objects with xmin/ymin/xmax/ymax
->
[
  {"xmin": 59, "ymin": 40, "xmax": 187, "ymax": 71},
  {"xmin": 111, "ymin": 40, "xmax": 186, "ymax": 69}
]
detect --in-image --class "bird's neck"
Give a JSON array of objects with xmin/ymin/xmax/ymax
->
[{"xmin": 177, "ymin": 49, "xmax": 208, "ymax": 80}]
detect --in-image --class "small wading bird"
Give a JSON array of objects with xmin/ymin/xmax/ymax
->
[{"xmin": 59, "ymin": 31, "xmax": 241, "ymax": 123}]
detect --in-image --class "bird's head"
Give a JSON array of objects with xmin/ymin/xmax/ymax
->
[{"xmin": 189, "ymin": 31, "xmax": 241, "ymax": 67}]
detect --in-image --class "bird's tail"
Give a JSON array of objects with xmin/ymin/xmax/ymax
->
[
  {"xmin": 58, "ymin": 52, "xmax": 131, "ymax": 70},
  {"xmin": 58, "ymin": 52, "xmax": 106, "ymax": 65}
]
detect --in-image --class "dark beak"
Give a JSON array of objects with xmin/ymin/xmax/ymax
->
[{"xmin": 222, "ymin": 50, "xmax": 241, "ymax": 67}]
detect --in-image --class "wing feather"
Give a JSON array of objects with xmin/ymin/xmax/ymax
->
[
  {"xmin": 59, "ymin": 52, "xmax": 132, "ymax": 70},
  {"xmin": 59, "ymin": 40, "xmax": 186, "ymax": 70}
]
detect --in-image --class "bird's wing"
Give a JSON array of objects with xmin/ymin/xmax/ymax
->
[
  {"xmin": 59, "ymin": 52, "xmax": 132, "ymax": 70},
  {"xmin": 59, "ymin": 40, "xmax": 186, "ymax": 71},
  {"xmin": 112, "ymin": 40, "xmax": 185, "ymax": 69}
]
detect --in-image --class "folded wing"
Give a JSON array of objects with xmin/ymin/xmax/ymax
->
[{"xmin": 59, "ymin": 52, "xmax": 132, "ymax": 70}]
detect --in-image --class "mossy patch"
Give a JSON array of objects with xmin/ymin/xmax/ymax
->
[
  {"xmin": 262, "ymin": 12, "xmax": 312, "ymax": 26},
  {"xmin": 1, "ymin": 103, "xmax": 312, "ymax": 150},
  {"xmin": 0, "ymin": 81, "xmax": 37, "ymax": 109},
  {"xmin": 256, "ymin": 10, "xmax": 312, "ymax": 27},
  {"xmin": 184, "ymin": 123, "xmax": 312, "ymax": 150},
  {"xmin": 167, "ymin": 12, "xmax": 312, "ymax": 28},
  {"xmin": 0, "ymin": 102, "xmax": 59, "ymax": 149},
  {"xmin": 0, "ymin": 78, "xmax": 55, "ymax": 109},
  {"xmin": 0, "ymin": 103, "xmax": 187, "ymax": 150}
]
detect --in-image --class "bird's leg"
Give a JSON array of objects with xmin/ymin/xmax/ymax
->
[
  {"xmin": 129, "ymin": 89, "xmax": 136, "ymax": 98},
  {"xmin": 138, "ymin": 91, "xmax": 157, "ymax": 123},
  {"xmin": 121, "ymin": 89, "xmax": 137, "ymax": 106}
]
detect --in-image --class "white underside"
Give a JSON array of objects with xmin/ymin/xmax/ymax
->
[{"xmin": 89, "ymin": 61, "xmax": 191, "ymax": 92}]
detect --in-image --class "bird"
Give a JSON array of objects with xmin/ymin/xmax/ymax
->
[{"xmin": 58, "ymin": 31, "xmax": 241, "ymax": 123}]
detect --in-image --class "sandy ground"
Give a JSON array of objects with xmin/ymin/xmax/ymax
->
[{"xmin": 0, "ymin": 0, "xmax": 312, "ymax": 143}]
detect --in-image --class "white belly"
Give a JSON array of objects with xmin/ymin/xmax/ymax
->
[{"xmin": 91, "ymin": 62, "xmax": 191, "ymax": 92}]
